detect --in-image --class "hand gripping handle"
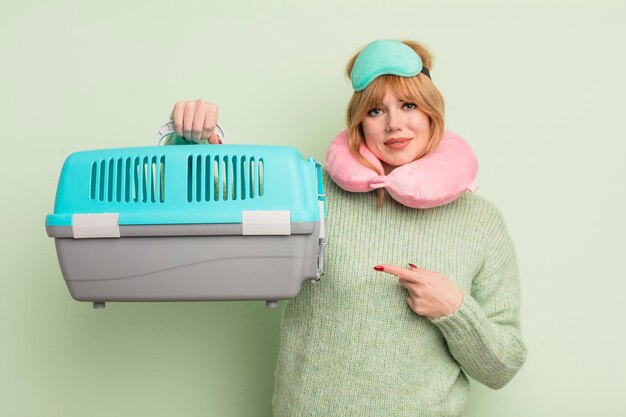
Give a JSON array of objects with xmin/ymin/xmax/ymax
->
[{"xmin": 154, "ymin": 120, "xmax": 227, "ymax": 145}]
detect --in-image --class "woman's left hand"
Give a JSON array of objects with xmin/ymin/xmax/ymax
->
[{"xmin": 375, "ymin": 264, "xmax": 464, "ymax": 319}]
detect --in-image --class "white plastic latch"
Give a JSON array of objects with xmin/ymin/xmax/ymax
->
[
  {"xmin": 242, "ymin": 210, "xmax": 291, "ymax": 235},
  {"xmin": 72, "ymin": 214, "xmax": 121, "ymax": 239}
]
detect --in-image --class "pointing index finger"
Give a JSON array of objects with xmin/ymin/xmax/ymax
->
[
  {"xmin": 374, "ymin": 264, "xmax": 411, "ymax": 278},
  {"xmin": 374, "ymin": 264, "xmax": 426, "ymax": 285}
]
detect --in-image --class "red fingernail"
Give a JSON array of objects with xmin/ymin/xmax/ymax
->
[
  {"xmin": 408, "ymin": 263, "xmax": 417, "ymax": 269},
  {"xmin": 373, "ymin": 265, "xmax": 384, "ymax": 271}
]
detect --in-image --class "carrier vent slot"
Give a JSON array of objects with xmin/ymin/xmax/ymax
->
[
  {"xmin": 186, "ymin": 154, "xmax": 265, "ymax": 202},
  {"xmin": 250, "ymin": 157, "xmax": 255, "ymax": 198},
  {"xmin": 258, "ymin": 159, "xmax": 264, "ymax": 196},
  {"xmin": 231, "ymin": 156, "xmax": 238, "ymax": 200},
  {"xmin": 90, "ymin": 156, "xmax": 165, "ymax": 203}
]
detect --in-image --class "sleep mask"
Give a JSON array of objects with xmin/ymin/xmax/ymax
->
[{"xmin": 350, "ymin": 39, "xmax": 430, "ymax": 92}]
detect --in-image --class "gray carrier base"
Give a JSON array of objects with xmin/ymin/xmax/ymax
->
[{"xmin": 46, "ymin": 222, "xmax": 324, "ymax": 309}]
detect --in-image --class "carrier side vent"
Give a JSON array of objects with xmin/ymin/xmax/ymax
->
[
  {"xmin": 187, "ymin": 154, "xmax": 264, "ymax": 202},
  {"xmin": 89, "ymin": 156, "xmax": 165, "ymax": 203}
]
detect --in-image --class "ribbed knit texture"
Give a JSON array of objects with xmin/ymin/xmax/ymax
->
[{"xmin": 273, "ymin": 172, "xmax": 527, "ymax": 417}]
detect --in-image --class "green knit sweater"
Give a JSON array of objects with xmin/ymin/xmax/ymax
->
[{"xmin": 272, "ymin": 172, "xmax": 527, "ymax": 416}]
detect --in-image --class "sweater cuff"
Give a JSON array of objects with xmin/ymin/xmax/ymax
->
[{"xmin": 430, "ymin": 293, "xmax": 487, "ymax": 338}]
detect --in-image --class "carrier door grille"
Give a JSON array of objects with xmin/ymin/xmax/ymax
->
[
  {"xmin": 187, "ymin": 154, "xmax": 264, "ymax": 202},
  {"xmin": 89, "ymin": 156, "xmax": 165, "ymax": 203}
]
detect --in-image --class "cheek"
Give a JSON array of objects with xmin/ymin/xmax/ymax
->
[
  {"xmin": 363, "ymin": 134, "xmax": 384, "ymax": 161},
  {"xmin": 361, "ymin": 120, "xmax": 376, "ymax": 141},
  {"xmin": 409, "ymin": 112, "xmax": 432, "ymax": 135},
  {"xmin": 361, "ymin": 120, "xmax": 384, "ymax": 149}
]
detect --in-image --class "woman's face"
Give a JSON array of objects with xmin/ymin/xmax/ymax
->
[{"xmin": 361, "ymin": 88, "xmax": 431, "ymax": 173}]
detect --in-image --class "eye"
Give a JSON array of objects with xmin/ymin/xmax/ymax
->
[
  {"xmin": 367, "ymin": 107, "xmax": 383, "ymax": 117},
  {"xmin": 402, "ymin": 102, "xmax": 417, "ymax": 110}
]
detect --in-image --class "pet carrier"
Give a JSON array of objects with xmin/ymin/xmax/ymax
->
[{"xmin": 45, "ymin": 122, "xmax": 326, "ymax": 308}]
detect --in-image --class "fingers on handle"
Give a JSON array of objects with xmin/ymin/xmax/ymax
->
[
  {"xmin": 208, "ymin": 132, "xmax": 222, "ymax": 145},
  {"xmin": 182, "ymin": 101, "xmax": 197, "ymax": 140},
  {"xmin": 172, "ymin": 101, "xmax": 186, "ymax": 137},
  {"xmin": 202, "ymin": 107, "xmax": 219, "ymax": 142},
  {"xmin": 172, "ymin": 100, "xmax": 219, "ymax": 142},
  {"xmin": 192, "ymin": 100, "xmax": 216, "ymax": 142}
]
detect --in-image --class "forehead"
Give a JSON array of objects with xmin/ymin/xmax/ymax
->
[
  {"xmin": 379, "ymin": 89, "xmax": 409, "ymax": 106},
  {"xmin": 366, "ymin": 76, "xmax": 414, "ymax": 106}
]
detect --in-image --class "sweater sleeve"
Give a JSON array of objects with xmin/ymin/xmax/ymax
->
[{"xmin": 430, "ymin": 212, "xmax": 527, "ymax": 389}]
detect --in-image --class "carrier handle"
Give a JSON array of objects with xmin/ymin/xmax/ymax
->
[{"xmin": 154, "ymin": 120, "xmax": 227, "ymax": 145}]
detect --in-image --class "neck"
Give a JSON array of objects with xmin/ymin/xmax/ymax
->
[{"xmin": 382, "ymin": 162, "xmax": 395, "ymax": 175}]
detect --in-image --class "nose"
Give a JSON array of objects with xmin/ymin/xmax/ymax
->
[{"xmin": 385, "ymin": 109, "xmax": 403, "ymax": 132}]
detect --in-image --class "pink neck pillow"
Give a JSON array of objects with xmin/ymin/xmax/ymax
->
[{"xmin": 325, "ymin": 130, "xmax": 479, "ymax": 209}]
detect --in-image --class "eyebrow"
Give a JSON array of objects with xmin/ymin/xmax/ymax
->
[{"xmin": 371, "ymin": 100, "xmax": 410, "ymax": 110}]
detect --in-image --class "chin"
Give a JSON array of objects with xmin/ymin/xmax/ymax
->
[{"xmin": 384, "ymin": 155, "xmax": 417, "ymax": 167}]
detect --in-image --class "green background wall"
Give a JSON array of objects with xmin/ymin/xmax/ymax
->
[{"xmin": 2, "ymin": 0, "xmax": 625, "ymax": 416}]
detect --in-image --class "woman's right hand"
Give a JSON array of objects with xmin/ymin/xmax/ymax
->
[{"xmin": 171, "ymin": 99, "xmax": 221, "ymax": 144}]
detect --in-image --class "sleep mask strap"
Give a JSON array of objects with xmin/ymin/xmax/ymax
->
[{"xmin": 350, "ymin": 39, "xmax": 431, "ymax": 92}]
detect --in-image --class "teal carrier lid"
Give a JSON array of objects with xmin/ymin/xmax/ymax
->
[
  {"xmin": 46, "ymin": 144, "xmax": 325, "ymax": 228},
  {"xmin": 46, "ymin": 123, "xmax": 327, "ymax": 309}
]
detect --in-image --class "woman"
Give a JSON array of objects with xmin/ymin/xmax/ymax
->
[{"xmin": 171, "ymin": 39, "xmax": 527, "ymax": 416}]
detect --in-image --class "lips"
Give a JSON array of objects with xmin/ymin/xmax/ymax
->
[{"xmin": 384, "ymin": 137, "xmax": 412, "ymax": 150}]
